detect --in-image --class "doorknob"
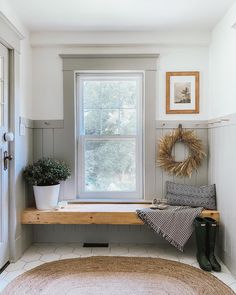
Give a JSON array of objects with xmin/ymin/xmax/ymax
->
[
  {"xmin": 3, "ymin": 132, "xmax": 14, "ymax": 142},
  {"xmin": 4, "ymin": 151, "xmax": 13, "ymax": 170}
]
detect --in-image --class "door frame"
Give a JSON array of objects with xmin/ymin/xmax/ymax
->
[
  {"xmin": 0, "ymin": 42, "xmax": 10, "ymax": 268},
  {"xmin": 0, "ymin": 12, "xmax": 24, "ymax": 261}
]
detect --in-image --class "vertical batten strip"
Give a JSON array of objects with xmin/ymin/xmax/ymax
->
[
  {"xmin": 33, "ymin": 129, "xmax": 43, "ymax": 160},
  {"xmin": 42, "ymin": 129, "xmax": 54, "ymax": 158}
]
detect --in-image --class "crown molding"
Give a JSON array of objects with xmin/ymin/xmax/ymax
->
[{"xmin": 0, "ymin": 11, "xmax": 24, "ymax": 40}]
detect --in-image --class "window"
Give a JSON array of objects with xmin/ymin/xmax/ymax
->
[
  {"xmin": 60, "ymin": 54, "xmax": 157, "ymax": 200},
  {"xmin": 77, "ymin": 73, "xmax": 143, "ymax": 198}
]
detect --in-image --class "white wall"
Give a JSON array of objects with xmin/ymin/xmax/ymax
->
[
  {"xmin": 157, "ymin": 46, "xmax": 209, "ymax": 120},
  {"xmin": 208, "ymin": 122, "xmax": 236, "ymax": 276},
  {"xmin": 19, "ymin": 38, "xmax": 32, "ymax": 118},
  {"xmin": 209, "ymin": 2, "xmax": 236, "ymax": 119},
  {"xmin": 31, "ymin": 32, "xmax": 210, "ymax": 121},
  {"xmin": 208, "ymin": 2, "xmax": 236, "ymax": 276}
]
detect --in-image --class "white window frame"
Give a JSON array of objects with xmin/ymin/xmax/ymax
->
[{"xmin": 76, "ymin": 71, "xmax": 144, "ymax": 199}]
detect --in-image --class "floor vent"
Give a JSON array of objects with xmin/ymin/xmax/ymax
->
[{"xmin": 83, "ymin": 243, "xmax": 109, "ymax": 248}]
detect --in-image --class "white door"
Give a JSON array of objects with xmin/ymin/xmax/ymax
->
[{"xmin": 0, "ymin": 43, "xmax": 10, "ymax": 269}]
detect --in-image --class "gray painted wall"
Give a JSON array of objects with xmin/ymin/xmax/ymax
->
[
  {"xmin": 12, "ymin": 117, "xmax": 34, "ymax": 261},
  {"xmin": 208, "ymin": 114, "xmax": 236, "ymax": 276},
  {"xmin": 32, "ymin": 120, "xmax": 208, "ymax": 244}
]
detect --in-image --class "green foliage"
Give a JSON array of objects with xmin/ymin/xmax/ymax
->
[
  {"xmin": 85, "ymin": 140, "xmax": 136, "ymax": 191},
  {"xmin": 23, "ymin": 158, "xmax": 71, "ymax": 186},
  {"xmin": 82, "ymin": 78, "xmax": 138, "ymax": 192},
  {"xmin": 83, "ymin": 80, "xmax": 137, "ymax": 136}
]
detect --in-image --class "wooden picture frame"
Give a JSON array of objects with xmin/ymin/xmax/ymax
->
[{"xmin": 166, "ymin": 71, "xmax": 199, "ymax": 114}]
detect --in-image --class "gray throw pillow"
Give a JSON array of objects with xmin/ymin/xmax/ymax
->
[{"xmin": 166, "ymin": 181, "xmax": 216, "ymax": 210}]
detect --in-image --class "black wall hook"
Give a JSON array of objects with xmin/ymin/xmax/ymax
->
[
  {"xmin": 178, "ymin": 123, "xmax": 183, "ymax": 131},
  {"xmin": 178, "ymin": 124, "xmax": 183, "ymax": 141}
]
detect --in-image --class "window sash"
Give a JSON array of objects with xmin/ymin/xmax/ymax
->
[{"xmin": 77, "ymin": 72, "xmax": 143, "ymax": 199}]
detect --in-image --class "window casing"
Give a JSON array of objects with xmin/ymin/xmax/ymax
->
[
  {"xmin": 77, "ymin": 72, "xmax": 143, "ymax": 198},
  {"xmin": 60, "ymin": 54, "xmax": 157, "ymax": 201}
]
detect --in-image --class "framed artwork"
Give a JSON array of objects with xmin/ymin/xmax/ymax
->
[{"xmin": 166, "ymin": 71, "xmax": 199, "ymax": 114}]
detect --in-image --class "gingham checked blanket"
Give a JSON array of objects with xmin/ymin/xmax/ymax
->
[{"xmin": 136, "ymin": 206, "xmax": 203, "ymax": 251}]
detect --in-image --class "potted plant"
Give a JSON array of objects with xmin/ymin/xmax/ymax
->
[{"xmin": 23, "ymin": 158, "xmax": 71, "ymax": 210}]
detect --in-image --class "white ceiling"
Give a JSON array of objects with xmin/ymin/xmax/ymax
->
[{"xmin": 7, "ymin": 0, "xmax": 236, "ymax": 32}]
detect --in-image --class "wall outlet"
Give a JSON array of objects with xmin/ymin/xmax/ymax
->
[{"xmin": 19, "ymin": 123, "xmax": 25, "ymax": 136}]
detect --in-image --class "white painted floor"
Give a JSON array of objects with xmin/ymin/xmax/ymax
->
[{"xmin": 0, "ymin": 243, "xmax": 236, "ymax": 293}]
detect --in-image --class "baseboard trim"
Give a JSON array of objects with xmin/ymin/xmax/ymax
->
[
  {"xmin": 11, "ymin": 228, "xmax": 32, "ymax": 262},
  {"xmin": 219, "ymin": 247, "xmax": 236, "ymax": 277}
]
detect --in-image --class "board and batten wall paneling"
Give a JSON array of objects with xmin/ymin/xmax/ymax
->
[
  {"xmin": 33, "ymin": 121, "xmax": 66, "ymax": 200},
  {"xmin": 14, "ymin": 117, "xmax": 34, "ymax": 261},
  {"xmin": 33, "ymin": 223, "xmax": 196, "ymax": 244},
  {"xmin": 208, "ymin": 117, "xmax": 236, "ymax": 276},
  {"xmin": 31, "ymin": 120, "xmax": 208, "ymax": 244},
  {"xmin": 32, "ymin": 120, "xmax": 209, "ymax": 200},
  {"xmin": 33, "ymin": 224, "xmax": 167, "ymax": 244},
  {"xmin": 155, "ymin": 123, "xmax": 208, "ymax": 198}
]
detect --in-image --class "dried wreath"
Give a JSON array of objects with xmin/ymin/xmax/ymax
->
[{"xmin": 157, "ymin": 125, "xmax": 206, "ymax": 177}]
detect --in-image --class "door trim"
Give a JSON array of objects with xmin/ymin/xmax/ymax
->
[
  {"xmin": 0, "ymin": 12, "xmax": 24, "ymax": 262},
  {"xmin": 0, "ymin": 12, "xmax": 23, "ymax": 53}
]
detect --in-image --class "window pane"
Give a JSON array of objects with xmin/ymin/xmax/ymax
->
[
  {"xmin": 100, "ymin": 81, "xmax": 120, "ymax": 108},
  {"xmin": 0, "ymin": 81, "xmax": 2, "ymax": 127},
  {"xmin": 120, "ymin": 80, "xmax": 137, "ymax": 108},
  {"xmin": 120, "ymin": 109, "xmax": 136, "ymax": 135},
  {"xmin": 84, "ymin": 110, "xmax": 101, "ymax": 135},
  {"xmin": 101, "ymin": 110, "xmax": 119, "ymax": 135},
  {"xmin": 0, "ymin": 57, "xmax": 3, "ymax": 80},
  {"xmin": 85, "ymin": 140, "xmax": 136, "ymax": 192},
  {"xmin": 78, "ymin": 73, "xmax": 142, "ymax": 197},
  {"xmin": 0, "ymin": 57, "xmax": 3, "ymax": 127},
  {"xmin": 82, "ymin": 79, "xmax": 137, "ymax": 110},
  {"xmin": 83, "ymin": 81, "xmax": 101, "ymax": 108}
]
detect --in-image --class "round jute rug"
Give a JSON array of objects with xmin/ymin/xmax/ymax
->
[{"xmin": 2, "ymin": 257, "xmax": 234, "ymax": 295}]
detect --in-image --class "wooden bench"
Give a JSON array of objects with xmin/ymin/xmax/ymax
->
[{"xmin": 21, "ymin": 203, "xmax": 220, "ymax": 225}]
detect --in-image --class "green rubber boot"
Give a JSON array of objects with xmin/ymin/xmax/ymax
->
[
  {"xmin": 194, "ymin": 217, "xmax": 212, "ymax": 271},
  {"xmin": 204, "ymin": 217, "xmax": 221, "ymax": 272}
]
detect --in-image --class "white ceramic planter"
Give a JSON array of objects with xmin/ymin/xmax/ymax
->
[{"xmin": 33, "ymin": 184, "xmax": 60, "ymax": 210}]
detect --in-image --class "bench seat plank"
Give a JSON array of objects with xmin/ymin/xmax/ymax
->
[{"xmin": 21, "ymin": 204, "xmax": 220, "ymax": 225}]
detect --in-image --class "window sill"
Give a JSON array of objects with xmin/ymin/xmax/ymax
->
[{"xmin": 71, "ymin": 198, "xmax": 151, "ymax": 204}]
